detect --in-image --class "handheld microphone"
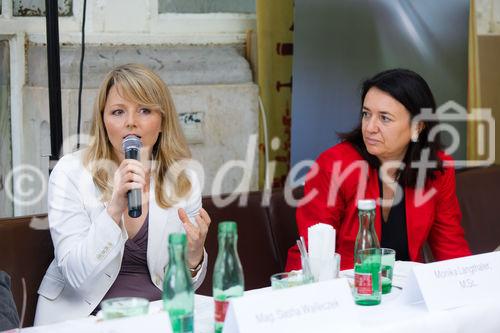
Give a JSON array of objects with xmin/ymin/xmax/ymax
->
[{"xmin": 122, "ymin": 135, "xmax": 143, "ymax": 218}]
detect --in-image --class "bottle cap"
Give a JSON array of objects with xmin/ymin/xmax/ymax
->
[
  {"xmin": 357, "ymin": 199, "xmax": 376, "ymax": 210},
  {"xmin": 218, "ymin": 221, "xmax": 237, "ymax": 234}
]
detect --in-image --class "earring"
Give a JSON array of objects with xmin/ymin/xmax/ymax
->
[{"xmin": 411, "ymin": 132, "xmax": 419, "ymax": 143}]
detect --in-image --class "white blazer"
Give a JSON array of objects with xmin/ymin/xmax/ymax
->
[{"xmin": 34, "ymin": 151, "xmax": 207, "ymax": 326}]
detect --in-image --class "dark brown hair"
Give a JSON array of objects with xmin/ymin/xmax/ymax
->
[{"xmin": 340, "ymin": 68, "xmax": 443, "ymax": 188}]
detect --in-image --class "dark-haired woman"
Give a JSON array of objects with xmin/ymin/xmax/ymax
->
[{"xmin": 286, "ymin": 69, "xmax": 471, "ymax": 271}]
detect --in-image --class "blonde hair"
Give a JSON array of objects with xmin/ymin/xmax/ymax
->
[{"xmin": 84, "ymin": 63, "xmax": 192, "ymax": 208}]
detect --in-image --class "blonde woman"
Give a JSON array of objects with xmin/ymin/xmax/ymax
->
[{"xmin": 35, "ymin": 64, "xmax": 210, "ymax": 325}]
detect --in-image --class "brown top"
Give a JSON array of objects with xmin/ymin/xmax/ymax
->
[{"xmin": 92, "ymin": 214, "xmax": 162, "ymax": 314}]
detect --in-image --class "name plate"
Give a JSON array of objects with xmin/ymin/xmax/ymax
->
[
  {"xmin": 400, "ymin": 251, "xmax": 500, "ymax": 312},
  {"xmin": 223, "ymin": 279, "xmax": 360, "ymax": 333}
]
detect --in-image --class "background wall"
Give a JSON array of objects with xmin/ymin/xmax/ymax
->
[
  {"xmin": 476, "ymin": 0, "xmax": 500, "ymax": 33},
  {"xmin": 291, "ymin": 0, "xmax": 470, "ymax": 174},
  {"xmin": 0, "ymin": 0, "xmax": 258, "ymax": 217},
  {"xmin": 158, "ymin": 0, "xmax": 255, "ymax": 13},
  {"xmin": 478, "ymin": 36, "xmax": 500, "ymax": 165},
  {"xmin": 0, "ymin": 41, "xmax": 12, "ymax": 216},
  {"xmin": 477, "ymin": 0, "xmax": 500, "ymax": 166}
]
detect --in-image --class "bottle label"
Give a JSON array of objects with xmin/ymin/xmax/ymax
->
[
  {"xmin": 214, "ymin": 299, "xmax": 229, "ymax": 323},
  {"xmin": 355, "ymin": 272, "xmax": 373, "ymax": 295}
]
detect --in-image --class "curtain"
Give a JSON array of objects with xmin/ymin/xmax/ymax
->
[
  {"xmin": 467, "ymin": 0, "xmax": 481, "ymax": 164},
  {"xmin": 256, "ymin": 0, "xmax": 294, "ymax": 189}
]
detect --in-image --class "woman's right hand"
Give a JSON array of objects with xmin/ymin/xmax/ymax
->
[{"xmin": 107, "ymin": 159, "xmax": 146, "ymax": 223}]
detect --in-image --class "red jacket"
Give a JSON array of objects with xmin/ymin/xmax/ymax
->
[{"xmin": 286, "ymin": 142, "xmax": 471, "ymax": 271}]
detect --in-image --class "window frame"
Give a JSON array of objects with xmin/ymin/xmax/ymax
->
[{"xmin": 0, "ymin": 32, "xmax": 27, "ymax": 216}]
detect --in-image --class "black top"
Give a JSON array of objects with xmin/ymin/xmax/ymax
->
[{"xmin": 378, "ymin": 176, "xmax": 411, "ymax": 261}]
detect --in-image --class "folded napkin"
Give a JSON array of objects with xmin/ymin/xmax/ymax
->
[{"xmin": 308, "ymin": 223, "xmax": 337, "ymax": 281}]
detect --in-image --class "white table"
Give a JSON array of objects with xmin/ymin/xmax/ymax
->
[{"xmin": 19, "ymin": 262, "xmax": 500, "ymax": 333}]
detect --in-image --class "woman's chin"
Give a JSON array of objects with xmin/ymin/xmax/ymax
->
[{"xmin": 365, "ymin": 146, "xmax": 380, "ymax": 157}]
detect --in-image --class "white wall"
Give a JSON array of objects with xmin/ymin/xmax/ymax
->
[
  {"xmin": 476, "ymin": 0, "xmax": 500, "ymax": 34},
  {"xmin": 0, "ymin": 0, "xmax": 258, "ymax": 216}
]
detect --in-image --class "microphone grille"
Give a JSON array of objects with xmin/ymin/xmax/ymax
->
[{"xmin": 122, "ymin": 135, "xmax": 142, "ymax": 152}]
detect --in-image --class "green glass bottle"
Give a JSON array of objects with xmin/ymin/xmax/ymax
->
[
  {"xmin": 354, "ymin": 248, "xmax": 382, "ymax": 305},
  {"xmin": 354, "ymin": 199, "xmax": 380, "ymax": 263},
  {"xmin": 213, "ymin": 221, "xmax": 244, "ymax": 333},
  {"xmin": 163, "ymin": 233, "xmax": 194, "ymax": 333},
  {"xmin": 354, "ymin": 200, "xmax": 382, "ymax": 306}
]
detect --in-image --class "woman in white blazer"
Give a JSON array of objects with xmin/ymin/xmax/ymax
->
[{"xmin": 35, "ymin": 64, "xmax": 211, "ymax": 325}]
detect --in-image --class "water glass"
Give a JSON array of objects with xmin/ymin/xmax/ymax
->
[
  {"xmin": 380, "ymin": 248, "xmax": 396, "ymax": 294},
  {"xmin": 309, "ymin": 253, "xmax": 341, "ymax": 282},
  {"xmin": 100, "ymin": 297, "xmax": 149, "ymax": 320},
  {"xmin": 271, "ymin": 271, "xmax": 313, "ymax": 290}
]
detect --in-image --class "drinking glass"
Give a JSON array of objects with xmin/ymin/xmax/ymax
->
[
  {"xmin": 100, "ymin": 297, "xmax": 149, "ymax": 320},
  {"xmin": 309, "ymin": 253, "xmax": 341, "ymax": 281},
  {"xmin": 270, "ymin": 271, "xmax": 313, "ymax": 290},
  {"xmin": 380, "ymin": 248, "xmax": 396, "ymax": 294}
]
